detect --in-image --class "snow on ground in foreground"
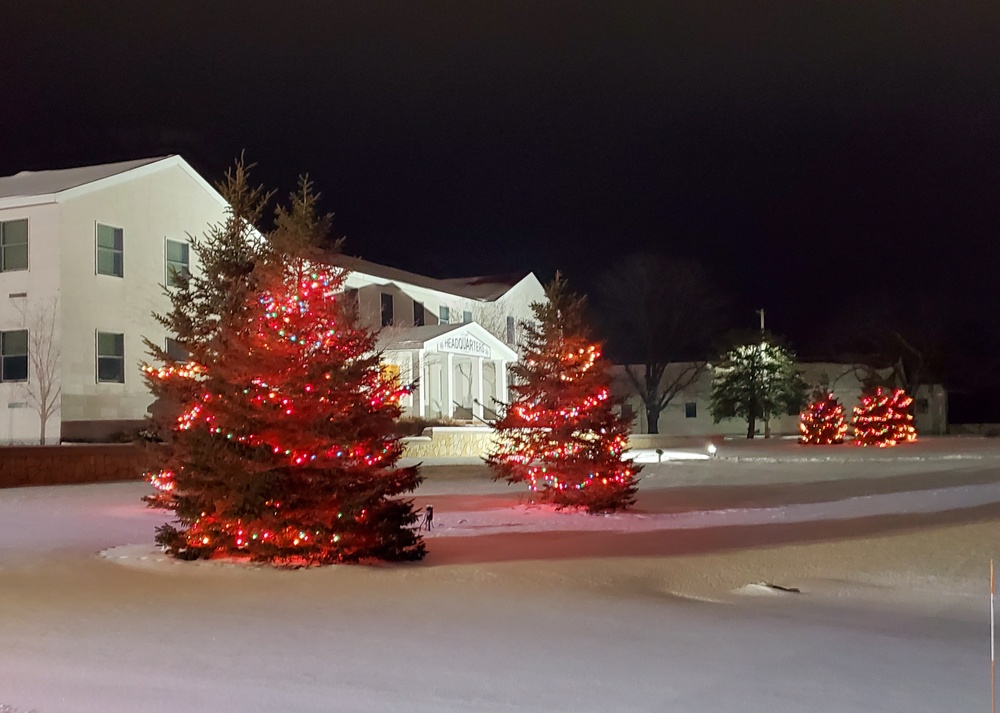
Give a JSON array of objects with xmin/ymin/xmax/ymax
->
[{"xmin": 1, "ymin": 450, "xmax": 998, "ymax": 713}]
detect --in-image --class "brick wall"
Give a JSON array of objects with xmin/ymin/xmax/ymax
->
[{"xmin": 0, "ymin": 445, "xmax": 147, "ymax": 489}]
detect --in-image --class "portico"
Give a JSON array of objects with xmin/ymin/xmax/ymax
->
[{"xmin": 381, "ymin": 323, "xmax": 518, "ymax": 422}]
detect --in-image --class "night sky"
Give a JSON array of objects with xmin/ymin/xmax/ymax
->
[{"xmin": 3, "ymin": 2, "xmax": 999, "ymax": 353}]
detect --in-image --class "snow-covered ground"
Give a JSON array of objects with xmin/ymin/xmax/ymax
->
[{"xmin": 1, "ymin": 438, "xmax": 998, "ymax": 712}]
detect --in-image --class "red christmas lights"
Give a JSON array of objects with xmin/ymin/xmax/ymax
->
[
  {"xmin": 851, "ymin": 386, "xmax": 918, "ymax": 448},
  {"xmin": 798, "ymin": 392, "xmax": 848, "ymax": 445},
  {"xmin": 144, "ymin": 253, "xmax": 424, "ymax": 565},
  {"xmin": 487, "ymin": 275, "xmax": 639, "ymax": 513}
]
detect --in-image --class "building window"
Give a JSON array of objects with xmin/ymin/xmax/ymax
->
[
  {"xmin": 463, "ymin": 310, "xmax": 472, "ymax": 324},
  {"xmin": 915, "ymin": 398, "xmax": 929, "ymax": 414},
  {"xmin": 96, "ymin": 224, "xmax": 124, "ymax": 277},
  {"xmin": 506, "ymin": 316, "xmax": 515, "ymax": 344},
  {"xmin": 0, "ymin": 219, "xmax": 28, "ymax": 272},
  {"xmin": 165, "ymin": 239, "xmax": 190, "ymax": 287},
  {"xmin": 0, "ymin": 329, "xmax": 28, "ymax": 382},
  {"xmin": 380, "ymin": 293, "xmax": 393, "ymax": 327},
  {"xmin": 684, "ymin": 401, "xmax": 697, "ymax": 418},
  {"xmin": 165, "ymin": 338, "xmax": 189, "ymax": 362},
  {"xmin": 96, "ymin": 331, "xmax": 125, "ymax": 383},
  {"xmin": 413, "ymin": 301, "xmax": 425, "ymax": 327},
  {"xmin": 342, "ymin": 288, "xmax": 359, "ymax": 316},
  {"xmin": 439, "ymin": 305, "xmax": 450, "ymax": 324}
]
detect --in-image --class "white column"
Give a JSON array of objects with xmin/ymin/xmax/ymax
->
[
  {"xmin": 415, "ymin": 349, "xmax": 426, "ymax": 418},
  {"xmin": 445, "ymin": 353, "xmax": 455, "ymax": 418},
  {"xmin": 474, "ymin": 357, "xmax": 484, "ymax": 420},
  {"xmin": 497, "ymin": 359, "xmax": 508, "ymax": 404}
]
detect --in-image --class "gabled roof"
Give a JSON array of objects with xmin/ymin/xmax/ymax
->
[
  {"xmin": 335, "ymin": 254, "xmax": 527, "ymax": 302},
  {"xmin": 0, "ymin": 156, "xmax": 171, "ymax": 199},
  {"xmin": 378, "ymin": 321, "xmax": 518, "ymax": 361}
]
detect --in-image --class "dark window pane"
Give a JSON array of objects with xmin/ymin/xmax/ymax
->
[
  {"xmin": 166, "ymin": 240, "xmax": 188, "ymax": 262},
  {"xmin": 97, "ymin": 224, "xmax": 117, "ymax": 248},
  {"xmin": 2, "ymin": 329, "xmax": 28, "ymax": 355},
  {"xmin": 685, "ymin": 402, "xmax": 697, "ymax": 418},
  {"xmin": 1, "ymin": 219, "xmax": 28, "ymax": 246},
  {"xmin": 463, "ymin": 310, "xmax": 472, "ymax": 323},
  {"xmin": 440, "ymin": 306, "xmax": 450, "ymax": 324},
  {"xmin": 506, "ymin": 316, "xmax": 515, "ymax": 343},
  {"xmin": 2, "ymin": 355, "xmax": 27, "ymax": 381},
  {"xmin": 97, "ymin": 332, "xmax": 124, "ymax": 357},
  {"xmin": 380, "ymin": 293, "xmax": 393, "ymax": 327},
  {"xmin": 2, "ymin": 244, "xmax": 28, "ymax": 271},
  {"xmin": 413, "ymin": 301, "xmax": 425, "ymax": 326},
  {"xmin": 98, "ymin": 357, "xmax": 124, "ymax": 383},
  {"xmin": 165, "ymin": 338, "xmax": 189, "ymax": 362}
]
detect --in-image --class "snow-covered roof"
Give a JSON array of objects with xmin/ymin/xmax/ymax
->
[
  {"xmin": 0, "ymin": 156, "xmax": 171, "ymax": 199},
  {"xmin": 334, "ymin": 254, "xmax": 526, "ymax": 302}
]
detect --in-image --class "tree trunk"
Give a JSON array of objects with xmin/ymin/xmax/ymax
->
[
  {"xmin": 646, "ymin": 405, "xmax": 660, "ymax": 434},
  {"xmin": 746, "ymin": 412, "xmax": 756, "ymax": 439},
  {"xmin": 39, "ymin": 413, "xmax": 47, "ymax": 446},
  {"xmin": 763, "ymin": 412, "xmax": 771, "ymax": 439}
]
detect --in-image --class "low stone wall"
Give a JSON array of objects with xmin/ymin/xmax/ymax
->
[
  {"xmin": 402, "ymin": 427, "xmax": 498, "ymax": 459},
  {"xmin": 626, "ymin": 433, "xmax": 726, "ymax": 451},
  {"xmin": 401, "ymin": 427, "xmax": 727, "ymax": 460},
  {"xmin": 0, "ymin": 444, "xmax": 147, "ymax": 489}
]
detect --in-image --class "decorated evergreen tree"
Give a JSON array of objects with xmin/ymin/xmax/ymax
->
[
  {"xmin": 486, "ymin": 274, "xmax": 640, "ymax": 513},
  {"xmin": 710, "ymin": 338, "xmax": 806, "ymax": 439},
  {"xmin": 143, "ymin": 164, "xmax": 424, "ymax": 565},
  {"xmin": 851, "ymin": 386, "xmax": 918, "ymax": 448},
  {"xmin": 798, "ymin": 390, "xmax": 848, "ymax": 445}
]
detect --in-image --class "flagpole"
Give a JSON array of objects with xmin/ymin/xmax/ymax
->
[{"xmin": 991, "ymin": 558, "xmax": 995, "ymax": 713}]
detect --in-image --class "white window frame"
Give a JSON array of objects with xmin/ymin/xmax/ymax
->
[
  {"xmin": 96, "ymin": 330, "xmax": 125, "ymax": 383},
  {"xmin": 0, "ymin": 218, "xmax": 29, "ymax": 272},
  {"xmin": 164, "ymin": 238, "xmax": 190, "ymax": 288},
  {"xmin": 96, "ymin": 223, "xmax": 124, "ymax": 278}
]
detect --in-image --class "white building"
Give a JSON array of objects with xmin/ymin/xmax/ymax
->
[
  {"xmin": 0, "ymin": 156, "xmax": 542, "ymax": 443},
  {"xmin": 614, "ymin": 361, "xmax": 948, "ymax": 437}
]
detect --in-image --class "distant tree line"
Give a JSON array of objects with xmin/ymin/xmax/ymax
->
[{"xmin": 589, "ymin": 251, "xmax": 980, "ymax": 436}]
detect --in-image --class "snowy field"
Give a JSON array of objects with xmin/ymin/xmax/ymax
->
[{"xmin": 1, "ymin": 438, "xmax": 999, "ymax": 712}]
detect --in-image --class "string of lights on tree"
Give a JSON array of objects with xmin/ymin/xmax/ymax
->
[
  {"xmin": 486, "ymin": 274, "xmax": 639, "ymax": 513},
  {"xmin": 798, "ymin": 392, "xmax": 849, "ymax": 445},
  {"xmin": 142, "ymin": 172, "xmax": 424, "ymax": 565},
  {"xmin": 851, "ymin": 386, "xmax": 918, "ymax": 448}
]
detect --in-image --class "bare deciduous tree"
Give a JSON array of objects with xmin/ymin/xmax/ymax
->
[
  {"xmin": 597, "ymin": 254, "xmax": 727, "ymax": 434},
  {"xmin": 16, "ymin": 296, "xmax": 61, "ymax": 445}
]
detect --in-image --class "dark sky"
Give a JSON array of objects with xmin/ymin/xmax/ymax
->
[{"xmin": 3, "ymin": 1, "xmax": 999, "ymax": 347}]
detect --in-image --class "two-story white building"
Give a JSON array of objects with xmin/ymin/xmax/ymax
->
[{"xmin": 0, "ymin": 156, "xmax": 542, "ymax": 444}]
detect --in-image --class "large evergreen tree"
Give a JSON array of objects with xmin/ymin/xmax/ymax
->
[
  {"xmin": 710, "ymin": 338, "xmax": 806, "ymax": 439},
  {"xmin": 486, "ymin": 274, "xmax": 640, "ymax": 513},
  {"xmin": 143, "ymin": 164, "xmax": 424, "ymax": 565}
]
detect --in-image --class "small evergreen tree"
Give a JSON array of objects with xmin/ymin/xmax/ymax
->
[
  {"xmin": 486, "ymin": 274, "xmax": 640, "ymax": 513},
  {"xmin": 852, "ymin": 386, "xmax": 918, "ymax": 447},
  {"xmin": 143, "ymin": 164, "xmax": 424, "ymax": 565},
  {"xmin": 710, "ymin": 338, "xmax": 806, "ymax": 439},
  {"xmin": 798, "ymin": 389, "xmax": 848, "ymax": 445}
]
